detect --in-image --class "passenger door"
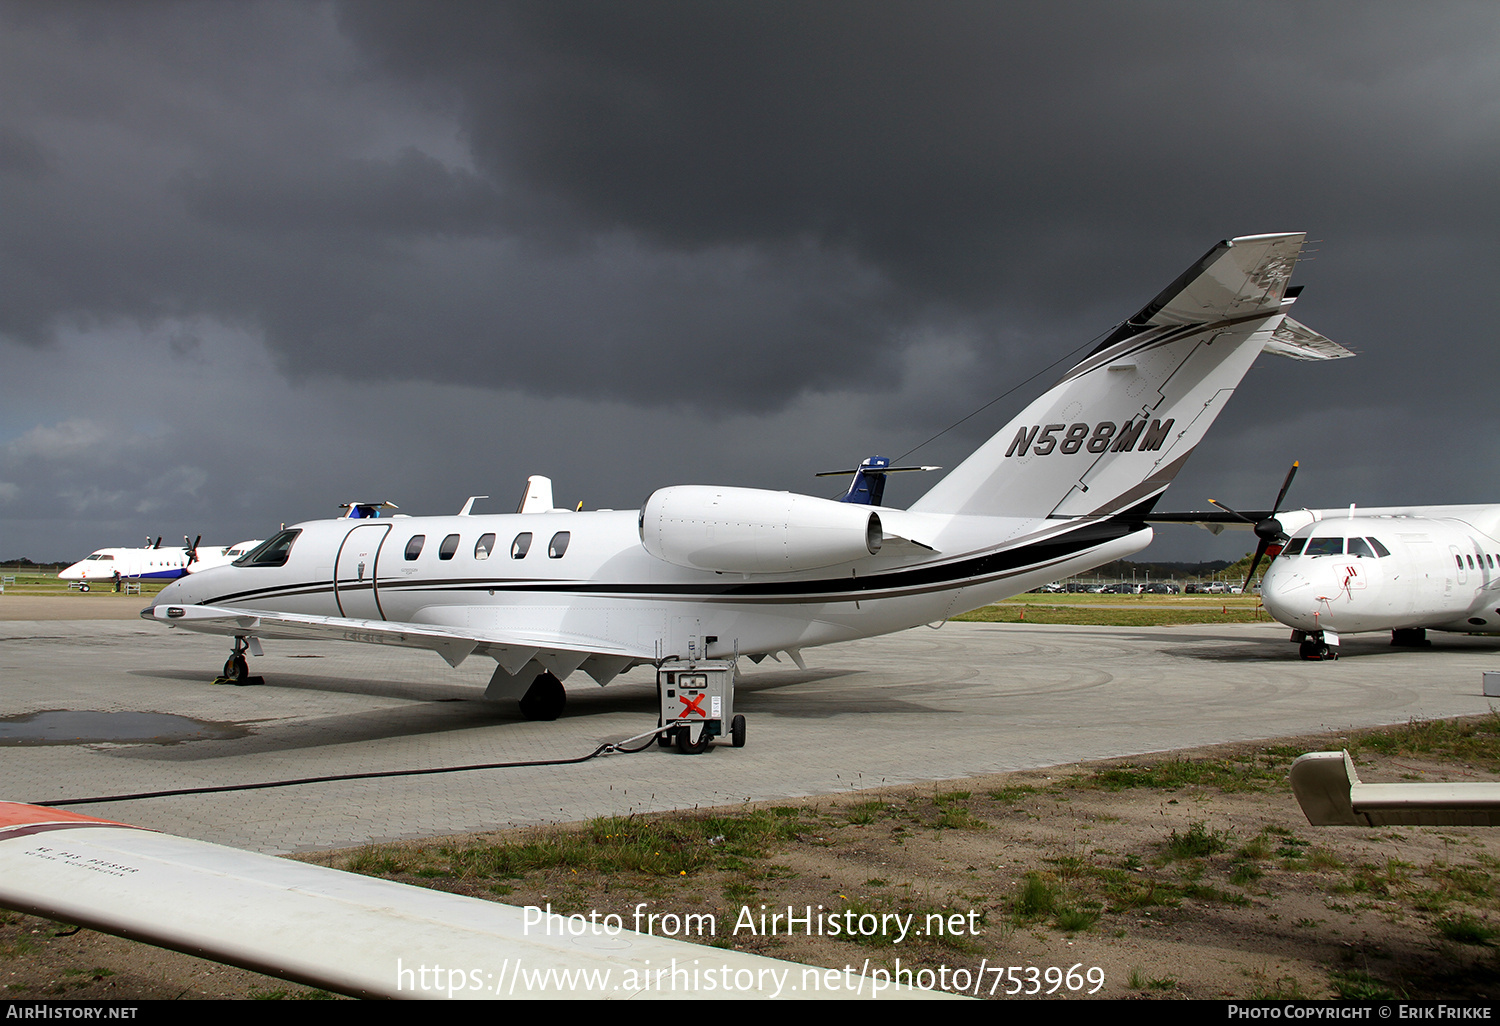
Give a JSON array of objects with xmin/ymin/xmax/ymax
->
[{"xmin": 335, "ymin": 523, "xmax": 391, "ymax": 620}]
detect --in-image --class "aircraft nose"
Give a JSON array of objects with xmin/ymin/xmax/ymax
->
[
  {"xmin": 1261, "ymin": 564, "xmax": 1318, "ymax": 628},
  {"xmin": 155, "ymin": 576, "xmax": 191, "ymax": 605}
]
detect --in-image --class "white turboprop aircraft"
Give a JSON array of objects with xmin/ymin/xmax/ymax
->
[
  {"xmin": 143, "ymin": 233, "xmax": 1352, "ymax": 718},
  {"xmin": 59, "ymin": 536, "xmax": 261, "ymax": 591},
  {"xmin": 1156, "ymin": 467, "xmax": 1500, "ymax": 659},
  {"xmin": 1257, "ymin": 505, "xmax": 1500, "ymax": 659}
]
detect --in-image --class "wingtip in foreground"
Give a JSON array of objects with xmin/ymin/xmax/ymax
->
[{"xmin": 0, "ymin": 801, "xmax": 955, "ymax": 1000}]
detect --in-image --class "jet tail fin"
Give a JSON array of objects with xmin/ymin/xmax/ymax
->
[{"xmin": 910, "ymin": 233, "xmax": 1351, "ymax": 519}]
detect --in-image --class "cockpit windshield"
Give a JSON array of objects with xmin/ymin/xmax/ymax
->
[
  {"xmin": 233, "ymin": 529, "xmax": 301, "ymax": 568},
  {"xmin": 1303, "ymin": 537, "xmax": 1344, "ymax": 557}
]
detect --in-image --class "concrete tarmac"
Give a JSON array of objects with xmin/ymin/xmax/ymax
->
[{"xmin": 2, "ymin": 616, "xmax": 1497, "ymax": 854}]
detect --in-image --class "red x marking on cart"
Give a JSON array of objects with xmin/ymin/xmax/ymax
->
[{"xmin": 679, "ymin": 692, "xmax": 706, "ymax": 717}]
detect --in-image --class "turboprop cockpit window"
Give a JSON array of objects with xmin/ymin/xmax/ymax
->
[
  {"xmin": 1304, "ymin": 537, "xmax": 1344, "ymax": 556},
  {"xmin": 1347, "ymin": 538, "xmax": 1375, "ymax": 559},
  {"xmin": 475, "ymin": 533, "xmax": 495, "ymax": 560},
  {"xmin": 404, "ymin": 535, "xmax": 425, "ymax": 560},
  {"xmin": 511, "ymin": 533, "xmax": 532, "ymax": 559},
  {"xmin": 1282, "ymin": 538, "xmax": 1307, "ymax": 557},
  {"xmin": 233, "ymin": 530, "xmax": 301, "ymax": 568},
  {"xmin": 439, "ymin": 534, "xmax": 460, "ymax": 560},
  {"xmin": 548, "ymin": 532, "xmax": 570, "ymax": 558},
  {"xmin": 1368, "ymin": 538, "xmax": 1391, "ymax": 557}
]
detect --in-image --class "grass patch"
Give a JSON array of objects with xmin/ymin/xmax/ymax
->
[
  {"xmin": 1436, "ymin": 914, "xmax": 1497, "ymax": 946},
  {"xmin": 1070, "ymin": 755, "xmax": 1288, "ymax": 793},
  {"xmin": 1167, "ymin": 821, "xmax": 1231, "ymax": 859},
  {"xmin": 1330, "ymin": 970, "xmax": 1401, "ymax": 1000},
  {"xmin": 1349, "ymin": 713, "xmax": 1500, "ymax": 773}
]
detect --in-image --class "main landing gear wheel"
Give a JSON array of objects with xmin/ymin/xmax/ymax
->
[
  {"xmin": 675, "ymin": 724, "xmax": 711, "ymax": 755},
  {"xmin": 1299, "ymin": 639, "xmax": 1337, "ymax": 661},
  {"xmin": 79, "ymin": 584, "xmax": 89, "ymax": 593},
  {"xmin": 222, "ymin": 652, "xmax": 249, "ymax": 684},
  {"xmin": 731, "ymin": 714, "xmax": 746, "ymax": 749},
  {"xmin": 518, "ymin": 671, "xmax": 566, "ymax": 721}
]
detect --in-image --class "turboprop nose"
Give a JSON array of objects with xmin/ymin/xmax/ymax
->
[{"xmin": 1261, "ymin": 563, "xmax": 1318, "ymax": 630}]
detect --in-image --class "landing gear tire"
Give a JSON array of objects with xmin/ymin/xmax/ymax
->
[
  {"xmin": 518, "ymin": 672, "xmax": 566, "ymax": 721},
  {"xmin": 675, "ymin": 723, "xmax": 711, "ymax": 755},
  {"xmin": 1299, "ymin": 639, "xmax": 1336, "ymax": 661},
  {"xmin": 223, "ymin": 653, "xmax": 249, "ymax": 684},
  {"xmin": 731, "ymin": 714, "xmax": 746, "ymax": 749},
  {"xmin": 79, "ymin": 584, "xmax": 89, "ymax": 593}
]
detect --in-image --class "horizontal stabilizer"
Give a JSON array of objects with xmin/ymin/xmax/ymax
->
[
  {"xmin": 1261, "ymin": 317, "xmax": 1354, "ymax": 361},
  {"xmin": 1094, "ymin": 233, "xmax": 1306, "ymax": 352}
]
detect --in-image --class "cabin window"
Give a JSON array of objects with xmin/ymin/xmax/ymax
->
[
  {"xmin": 234, "ymin": 530, "xmax": 302, "ymax": 568},
  {"xmin": 1456, "ymin": 554, "xmax": 1464, "ymax": 569},
  {"xmin": 511, "ymin": 533, "xmax": 533, "ymax": 559},
  {"xmin": 1368, "ymin": 538, "xmax": 1391, "ymax": 558},
  {"xmin": 475, "ymin": 533, "xmax": 496, "ymax": 560},
  {"xmin": 405, "ymin": 535, "xmax": 425, "ymax": 561},
  {"xmin": 1304, "ymin": 537, "xmax": 1344, "ymax": 556},
  {"xmin": 1347, "ymin": 538, "xmax": 1374, "ymax": 559},
  {"xmin": 439, "ymin": 534, "xmax": 460, "ymax": 560},
  {"xmin": 548, "ymin": 531, "xmax": 571, "ymax": 558},
  {"xmin": 1467, "ymin": 554, "xmax": 1476, "ymax": 569},
  {"xmin": 1281, "ymin": 538, "xmax": 1307, "ymax": 557}
]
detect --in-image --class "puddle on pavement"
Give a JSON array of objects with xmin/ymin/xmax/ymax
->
[{"xmin": 0, "ymin": 710, "xmax": 250, "ymax": 746}]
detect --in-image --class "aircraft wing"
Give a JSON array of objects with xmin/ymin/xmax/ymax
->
[
  {"xmin": 0, "ymin": 802, "xmax": 914, "ymax": 1000},
  {"xmin": 143, "ymin": 603, "xmax": 654, "ymax": 685},
  {"xmin": 1291, "ymin": 751, "xmax": 1500, "ymax": 827}
]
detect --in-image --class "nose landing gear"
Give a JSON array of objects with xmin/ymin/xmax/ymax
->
[
  {"xmin": 215, "ymin": 636, "xmax": 264, "ymax": 685},
  {"xmin": 1293, "ymin": 629, "xmax": 1339, "ymax": 661}
]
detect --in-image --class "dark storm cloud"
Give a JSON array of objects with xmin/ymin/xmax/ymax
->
[
  {"xmin": 6, "ymin": 0, "xmax": 1497, "ymax": 415},
  {"xmin": 339, "ymin": 1, "xmax": 1500, "ymax": 301}
]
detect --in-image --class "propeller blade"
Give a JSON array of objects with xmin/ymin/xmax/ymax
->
[
  {"xmin": 1208, "ymin": 499, "xmax": 1256, "ymax": 525},
  {"xmin": 1243, "ymin": 536, "xmax": 1272, "ymax": 594},
  {"xmin": 1270, "ymin": 460, "xmax": 1300, "ymax": 516}
]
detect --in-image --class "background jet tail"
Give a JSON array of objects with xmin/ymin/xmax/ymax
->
[{"xmin": 910, "ymin": 233, "xmax": 1352, "ymax": 519}]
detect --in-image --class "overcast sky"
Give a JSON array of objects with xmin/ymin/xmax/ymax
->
[{"xmin": 3, "ymin": 1, "xmax": 1497, "ymax": 564}]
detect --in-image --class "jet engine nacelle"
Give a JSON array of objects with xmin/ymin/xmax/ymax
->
[{"xmin": 640, "ymin": 485, "xmax": 882, "ymax": 574}]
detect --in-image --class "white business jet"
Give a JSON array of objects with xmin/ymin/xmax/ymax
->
[
  {"xmin": 143, "ymin": 233, "xmax": 1352, "ymax": 718},
  {"xmin": 59, "ymin": 536, "xmax": 261, "ymax": 590}
]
